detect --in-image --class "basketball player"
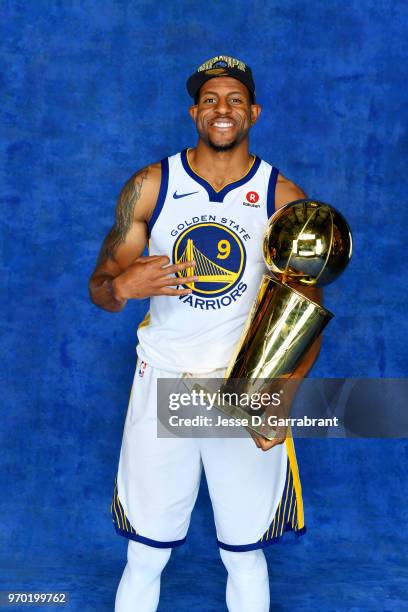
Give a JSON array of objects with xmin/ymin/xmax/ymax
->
[{"xmin": 89, "ymin": 55, "xmax": 323, "ymax": 612}]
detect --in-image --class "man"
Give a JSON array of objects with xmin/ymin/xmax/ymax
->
[{"xmin": 89, "ymin": 55, "xmax": 322, "ymax": 612}]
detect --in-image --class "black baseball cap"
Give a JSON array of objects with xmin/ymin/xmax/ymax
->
[{"xmin": 186, "ymin": 55, "xmax": 256, "ymax": 103}]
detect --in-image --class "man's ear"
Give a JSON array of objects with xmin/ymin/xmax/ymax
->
[
  {"xmin": 189, "ymin": 105, "xmax": 198, "ymax": 122},
  {"xmin": 250, "ymin": 104, "xmax": 262, "ymax": 125}
]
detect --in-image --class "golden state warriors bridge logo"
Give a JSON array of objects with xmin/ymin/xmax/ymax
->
[{"xmin": 173, "ymin": 222, "xmax": 246, "ymax": 304}]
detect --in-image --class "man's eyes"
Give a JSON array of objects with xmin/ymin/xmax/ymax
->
[{"xmin": 202, "ymin": 97, "xmax": 243, "ymax": 104}]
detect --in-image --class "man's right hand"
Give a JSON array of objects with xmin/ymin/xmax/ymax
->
[
  {"xmin": 89, "ymin": 163, "xmax": 198, "ymax": 312},
  {"xmin": 112, "ymin": 256, "xmax": 197, "ymax": 299}
]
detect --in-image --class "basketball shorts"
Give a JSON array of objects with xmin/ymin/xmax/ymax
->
[{"xmin": 110, "ymin": 359, "xmax": 306, "ymax": 551}]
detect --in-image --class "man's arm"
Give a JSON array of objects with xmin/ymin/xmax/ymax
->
[
  {"xmin": 88, "ymin": 163, "xmax": 196, "ymax": 312},
  {"xmin": 250, "ymin": 173, "xmax": 323, "ymax": 450}
]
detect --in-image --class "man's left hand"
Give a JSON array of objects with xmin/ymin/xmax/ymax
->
[{"xmin": 247, "ymin": 425, "xmax": 287, "ymax": 451}]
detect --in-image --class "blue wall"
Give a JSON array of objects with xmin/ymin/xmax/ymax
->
[{"xmin": 1, "ymin": 1, "xmax": 407, "ymax": 610}]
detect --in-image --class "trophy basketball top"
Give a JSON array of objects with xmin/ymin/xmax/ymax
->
[{"xmin": 263, "ymin": 199, "xmax": 353, "ymax": 288}]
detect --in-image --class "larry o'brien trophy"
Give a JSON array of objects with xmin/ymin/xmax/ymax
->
[{"xmin": 196, "ymin": 199, "xmax": 353, "ymax": 440}]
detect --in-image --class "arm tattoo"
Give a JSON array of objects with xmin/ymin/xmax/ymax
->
[{"xmin": 96, "ymin": 168, "xmax": 148, "ymax": 265}]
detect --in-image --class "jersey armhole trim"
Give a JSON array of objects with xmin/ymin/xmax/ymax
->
[
  {"xmin": 266, "ymin": 166, "xmax": 279, "ymax": 218},
  {"xmin": 147, "ymin": 157, "xmax": 169, "ymax": 236}
]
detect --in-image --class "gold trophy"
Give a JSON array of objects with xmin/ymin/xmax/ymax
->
[{"xmin": 208, "ymin": 199, "xmax": 353, "ymax": 439}]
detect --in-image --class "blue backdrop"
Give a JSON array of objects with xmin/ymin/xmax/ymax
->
[{"xmin": 2, "ymin": 1, "xmax": 407, "ymax": 610}]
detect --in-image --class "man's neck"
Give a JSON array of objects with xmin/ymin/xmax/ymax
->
[{"xmin": 188, "ymin": 140, "xmax": 253, "ymax": 189}]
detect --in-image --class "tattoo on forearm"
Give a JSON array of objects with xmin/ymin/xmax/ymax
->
[{"xmin": 96, "ymin": 168, "xmax": 148, "ymax": 264}]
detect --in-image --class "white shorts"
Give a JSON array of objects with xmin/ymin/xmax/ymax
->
[{"xmin": 110, "ymin": 360, "xmax": 306, "ymax": 551}]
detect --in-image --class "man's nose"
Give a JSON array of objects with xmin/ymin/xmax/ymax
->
[{"xmin": 214, "ymin": 97, "xmax": 231, "ymax": 113}]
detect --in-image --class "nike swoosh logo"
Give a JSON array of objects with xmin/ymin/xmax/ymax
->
[{"xmin": 173, "ymin": 190, "xmax": 199, "ymax": 199}]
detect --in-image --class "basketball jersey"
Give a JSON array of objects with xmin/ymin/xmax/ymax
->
[{"xmin": 136, "ymin": 148, "xmax": 279, "ymax": 373}]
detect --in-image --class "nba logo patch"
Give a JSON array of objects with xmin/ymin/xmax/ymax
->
[{"xmin": 138, "ymin": 361, "xmax": 148, "ymax": 378}]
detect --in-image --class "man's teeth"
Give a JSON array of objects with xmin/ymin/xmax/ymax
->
[{"xmin": 213, "ymin": 121, "xmax": 234, "ymax": 127}]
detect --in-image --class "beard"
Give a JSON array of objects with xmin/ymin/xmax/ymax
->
[
  {"xmin": 197, "ymin": 121, "xmax": 250, "ymax": 152},
  {"xmin": 208, "ymin": 138, "xmax": 238, "ymax": 152}
]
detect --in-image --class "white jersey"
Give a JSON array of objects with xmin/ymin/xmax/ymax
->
[{"xmin": 137, "ymin": 147, "xmax": 279, "ymax": 373}]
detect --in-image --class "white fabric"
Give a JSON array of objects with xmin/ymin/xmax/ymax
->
[
  {"xmin": 115, "ymin": 541, "xmax": 269, "ymax": 612},
  {"xmin": 220, "ymin": 548, "xmax": 270, "ymax": 612},
  {"xmin": 137, "ymin": 150, "xmax": 276, "ymax": 372},
  {"xmin": 116, "ymin": 361, "xmax": 288, "ymax": 547},
  {"xmin": 115, "ymin": 540, "xmax": 171, "ymax": 612}
]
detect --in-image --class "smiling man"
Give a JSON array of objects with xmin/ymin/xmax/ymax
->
[{"xmin": 89, "ymin": 55, "xmax": 322, "ymax": 612}]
